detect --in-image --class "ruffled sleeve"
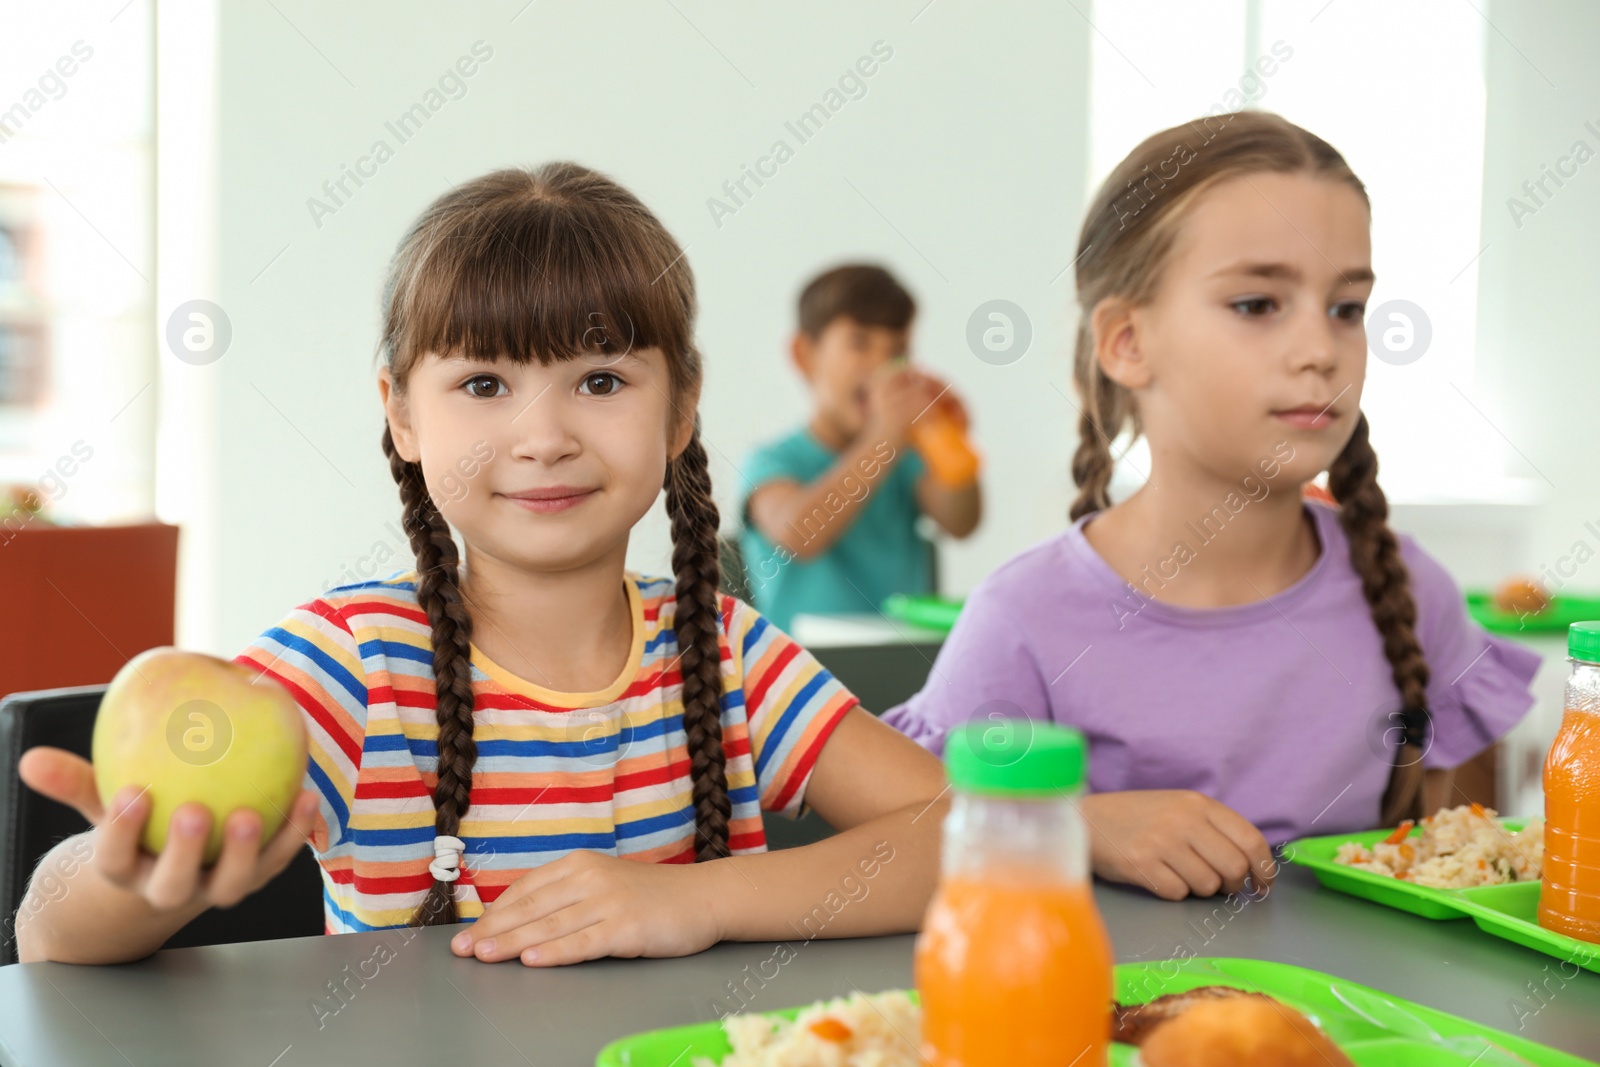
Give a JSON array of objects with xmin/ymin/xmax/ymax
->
[
  {"xmin": 1401, "ymin": 539, "xmax": 1546, "ymax": 768},
  {"xmin": 880, "ymin": 574, "xmax": 1052, "ymax": 756}
]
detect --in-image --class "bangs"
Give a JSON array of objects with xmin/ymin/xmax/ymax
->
[{"xmin": 386, "ymin": 168, "xmax": 694, "ymax": 376}]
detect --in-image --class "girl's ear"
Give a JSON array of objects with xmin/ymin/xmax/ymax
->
[
  {"xmin": 378, "ymin": 367, "xmax": 421, "ymax": 463},
  {"xmin": 1091, "ymin": 297, "xmax": 1153, "ymax": 391},
  {"xmin": 668, "ymin": 378, "xmax": 702, "ymax": 461}
]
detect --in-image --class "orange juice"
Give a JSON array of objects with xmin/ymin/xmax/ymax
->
[
  {"xmin": 1539, "ymin": 623, "xmax": 1600, "ymax": 943},
  {"xmin": 917, "ymin": 873, "xmax": 1112, "ymax": 1067},
  {"xmin": 909, "ymin": 410, "xmax": 980, "ymax": 488},
  {"xmin": 916, "ymin": 719, "xmax": 1112, "ymax": 1067}
]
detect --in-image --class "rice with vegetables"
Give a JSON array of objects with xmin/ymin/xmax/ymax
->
[
  {"xmin": 703, "ymin": 991, "xmax": 921, "ymax": 1067},
  {"xmin": 1334, "ymin": 803, "xmax": 1544, "ymax": 888}
]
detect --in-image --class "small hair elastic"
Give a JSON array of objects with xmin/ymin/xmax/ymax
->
[
  {"xmin": 430, "ymin": 835, "xmax": 466, "ymax": 882},
  {"xmin": 1395, "ymin": 706, "xmax": 1431, "ymax": 750}
]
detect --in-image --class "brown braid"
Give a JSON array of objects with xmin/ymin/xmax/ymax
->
[
  {"xmin": 1068, "ymin": 323, "xmax": 1131, "ymax": 522},
  {"xmin": 664, "ymin": 424, "xmax": 732, "ymax": 860},
  {"xmin": 1327, "ymin": 414, "xmax": 1432, "ymax": 824},
  {"xmin": 381, "ymin": 426, "xmax": 479, "ymax": 927},
  {"xmin": 376, "ymin": 163, "xmax": 734, "ymax": 926}
]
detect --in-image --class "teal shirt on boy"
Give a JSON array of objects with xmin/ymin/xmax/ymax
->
[{"xmin": 737, "ymin": 427, "xmax": 932, "ymax": 634}]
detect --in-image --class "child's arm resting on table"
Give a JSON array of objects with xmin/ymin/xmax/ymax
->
[
  {"xmin": 12, "ymin": 747, "xmax": 320, "ymax": 965},
  {"xmin": 452, "ymin": 708, "xmax": 949, "ymax": 966}
]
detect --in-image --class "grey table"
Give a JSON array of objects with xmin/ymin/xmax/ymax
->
[{"xmin": 1, "ymin": 865, "xmax": 1597, "ymax": 1066}]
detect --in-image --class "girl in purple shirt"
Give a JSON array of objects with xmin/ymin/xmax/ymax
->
[{"xmin": 884, "ymin": 111, "xmax": 1540, "ymax": 901}]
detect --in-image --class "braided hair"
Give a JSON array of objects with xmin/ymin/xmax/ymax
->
[
  {"xmin": 1067, "ymin": 112, "xmax": 1432, "ymax": 825},
  {"xmin": 377, "ymin": 164, "xmax": 730, "ymax": 926}
]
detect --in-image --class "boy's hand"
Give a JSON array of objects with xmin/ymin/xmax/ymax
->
[
  {"xmin": 1078, "ymin": 790, "xmax": 1275, "ymax": 901},
  {"xmin": 451, "ymin": 850, "xmax": 723, "ymax": 966},
  {"xmin": 927, "ymin": 374, "xmax": 970, "ymax": 431},
  {"xmin": 17, "ymin": 746, "xmax": 321, "ymax": 915},
  {"xmin": 863, "ymin": 363, "xmax": 943, "ymax": 446}
]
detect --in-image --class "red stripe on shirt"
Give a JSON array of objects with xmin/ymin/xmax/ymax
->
[{"xmin": 768, "ymin": 698, "xmax": 856, "ymax": 812}]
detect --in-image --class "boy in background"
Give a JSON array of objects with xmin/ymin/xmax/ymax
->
[{"xmin": 738, "ymin": 264, "xmax": 981, "ymax": 632}]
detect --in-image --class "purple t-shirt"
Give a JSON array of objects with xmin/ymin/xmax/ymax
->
[{"xmin": 883, "ymin": 502, "xmax": 1542, "ymax": 845}]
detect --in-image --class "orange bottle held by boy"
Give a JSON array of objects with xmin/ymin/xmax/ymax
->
[
  {"xmin": 916, "ymin": 719, "xmax": 1114, "ymax": 1067},
  {"xmin": 1538, "ymin": 621, "xmax": 1600, "ymax": 943},
  {"xmin": 890, "ymin": 357, "xmax": 979, "ymax": 488},
  {"xmin": 909, "ymin": 408, "xmax": 979, "ymax": 488}
]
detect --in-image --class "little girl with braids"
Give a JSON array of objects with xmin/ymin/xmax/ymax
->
[
  {"xmin": 15, "ymin": 163, "xmax": 946, "ymax": 966},
  {"xmin": 885, "ymin": 111, "xmax": 1540, "ymax": 902}
]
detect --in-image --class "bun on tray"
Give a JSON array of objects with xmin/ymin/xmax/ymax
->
[{"xmin": 1136, "ymin": 995, "xmax": 1354, "ymax": 1067}]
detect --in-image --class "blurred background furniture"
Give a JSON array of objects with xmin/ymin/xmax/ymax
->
[{"xmin": 0, "ymin": 523, "xmax": 179, "ymax": 695}]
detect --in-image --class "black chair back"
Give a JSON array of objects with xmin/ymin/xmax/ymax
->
[{"xmin": 0, "ymin": 685, "xmax": 324, "ymax": 966}]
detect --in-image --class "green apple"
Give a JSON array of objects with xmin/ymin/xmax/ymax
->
[{"xmin": 93, "ymin": 647, "xmax": 309, "ymax": 865}]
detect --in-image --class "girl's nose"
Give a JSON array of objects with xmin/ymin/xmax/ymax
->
[
  {"xmin": 509, "ymin": 394, "xmax": 583, "ymax": 464},
  {"xmin": 1291, "ymin": 311, "xmax": 1341, "ymax": 375}
]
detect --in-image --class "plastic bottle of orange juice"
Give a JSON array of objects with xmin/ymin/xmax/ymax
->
[
  {"xmin": 916, "ymin": 719, "xmax": 1113, "ymax": 1067},
  {"xmin": 1539, "ymin": 621, "xmax": 1600, "ymax": 943},
  {"xmin": 909, "ymin": 410, "xmax": 980, "ymax": 488}
]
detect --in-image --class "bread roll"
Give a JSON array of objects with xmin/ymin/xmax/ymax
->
[{"xmin": 1138, "ymin": 997, "xmax": 1354, "ymax": 1067}]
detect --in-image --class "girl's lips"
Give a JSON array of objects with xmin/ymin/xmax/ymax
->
[
  {"xmin": 1273, "ymin": 409, "xmax": 1334, "ymax": 430},
  {"xmin": 502, "ymin": 489, "xmax": 596, "ymax": 513}
]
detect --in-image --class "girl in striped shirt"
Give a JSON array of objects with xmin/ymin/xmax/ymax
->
[{"xmin": 16, "ymin": 163, "xmax": 947, "ymax": 967}]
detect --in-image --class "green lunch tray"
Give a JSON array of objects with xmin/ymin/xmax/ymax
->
[
  {"xmin": 886, "ymin": 590, "xmax": 1600, "ymax": 638},
  {"xmin": 885, "ymin": 590, "xmax": 1600, "ymax": 638},
  {"xmin": 1464, "ymin": 590, "xmax": 1600, "ymax": 635},
  {"xmin": 881, "ymin": 593, "xmax": 964, "ymax": 634},
  {"xmin": 1286, "ymin": 822, "xmax": 1600, "ymax": 977},
  {"xmin": 595, "ymin": 956, "xmax": 1593, "ymax": 1066}
]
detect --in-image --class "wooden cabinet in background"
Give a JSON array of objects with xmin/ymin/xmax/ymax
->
[{"xmin": 0, "ymin": 522, "xmax": 177, "ymax": 696}]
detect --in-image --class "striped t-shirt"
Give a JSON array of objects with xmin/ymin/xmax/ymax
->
[{"xmin": 232, "ymin": 570, "xmax": 858, "ymax": 933}]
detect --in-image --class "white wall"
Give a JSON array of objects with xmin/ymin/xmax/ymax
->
[
  {"xmin": 163, "ymin": 1, "xmax": 1092, "ymax": 654},
  {"xmin": 162, "ymin": 0, "xmax": 1600, "ymax": 660},
  {"xmin": 1477, "ymin": 0, "xmax": 1600, "ymax": 592}
]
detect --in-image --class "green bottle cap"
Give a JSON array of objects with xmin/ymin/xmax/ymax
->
[
  {"xmin": 1569, "ymin": 622, "xmax": 1600, "ymax": 663},
  {"xmin": 944, "ymin": 719, "xmax": 1087, "ymax": 796}
]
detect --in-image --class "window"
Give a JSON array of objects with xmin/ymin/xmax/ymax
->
[
  {"xmin": 0, "ymin": 2, "xmax": 155, "ymax": 522},
  {"xmin": 1086, "ymin": 0, "xmax": 1516, "ymax": 502}
]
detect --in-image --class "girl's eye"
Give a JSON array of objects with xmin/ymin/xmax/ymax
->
[
  {"xmin": 580, "ymin": 372, "xmax": 623, "ymax": 396},
  {"xmin": 464, "ymin": 375, "xmax": 507, "ymax": 399},
  {"xmin": 1231, "ymin": 296, "xmax": 1277, "ymax": 317},
  {"xmin": 1331, "ymin": 300, "xmax": 1367, "ymax": 323}
]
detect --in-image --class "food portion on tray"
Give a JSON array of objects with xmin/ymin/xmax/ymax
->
[
  {"xmin": 1332, "ymin": 802, "xmax": 1544, "ymax": 888},
  {"xmin": 1287, "ymin": 803, "xmax": 1600, "ymax": 976},
  {"xmin": 1112, "ymin": 986, "xmax": 1352, "ymax": 1067},
  {"xmin": 598, "ymin": 958, "xmax": 1595, "ymax": 1067},
  {"xmin": 700, "ymin": 991, "xmax": 920, "ymax": 1067},
  {"xmin": 697, "ymin": 985, "xmax": 1357, "ymax": 1067}
]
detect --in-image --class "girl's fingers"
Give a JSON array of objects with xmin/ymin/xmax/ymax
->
[
  {"xmin": 250, "ymin": 792, "xmax": 321, "ymax": 889},
  {"xmin": 203, "ymin": 809, "xmax": 265, "ymax": 908},
  {"xmin": 473, "ymin": 852, "xmax": 581, "ymax": 917},
  {"xmin": 92, "ymin": 787, "xmax": 154, "ymax": 888},
  {"xmin": 1162, "ymin": 844, "xmax": 1225, "ymax": 899},
  {"xmin": 463, "ymin": 871, "xmax": 588, "ymax": 947},
  {"xmin": 470, "ymin": 899, "xmax": 604, "ymax": 964},
  {"xmin": 1206, "ymin": 805, "xmax": 1276, "ymax": 889},
  {"xmin": 1142, "ymin": 862, "xmax": 1193, "ymax": 902},
  {"xmin": 1189, "ymin": 825, "xmax": 1254, "ymax": 896},
  {"xmin": 516, "ymin": 917, "xmax": 609, "ymax": 968},
  {"xmin": 264, "ymin": 790, "xmax": 321, "ymax": 853},
  {"xmin": 142, "ymin": 803, "xmax": 213, "ymax": 911},
  {"xmin": 18, "ymin": 747, "xmax": 104, "ymax": 823}
]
